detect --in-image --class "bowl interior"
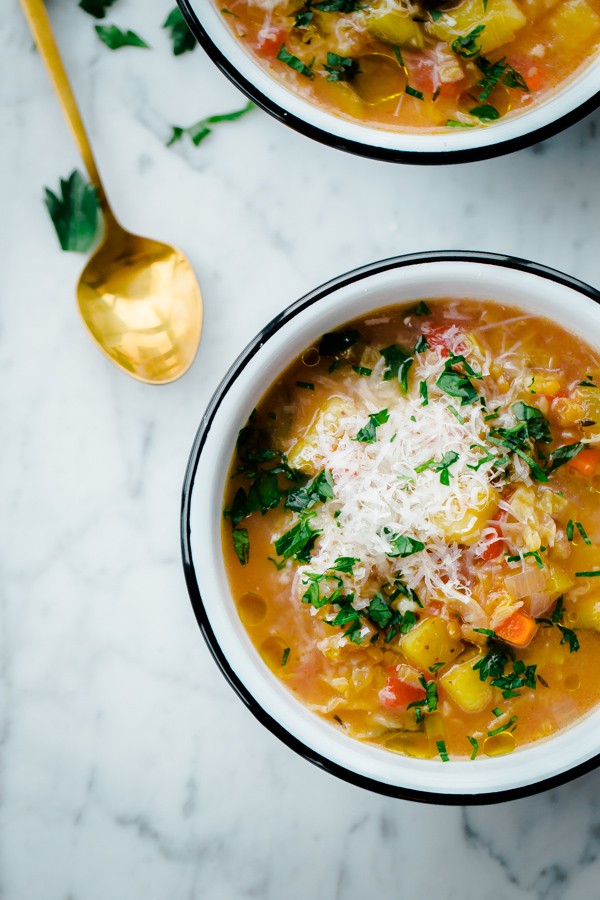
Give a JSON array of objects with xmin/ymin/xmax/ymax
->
[
  {"xmin": 185, "ymin": 255, "xmax": 600, "ymax": 799},
  {"xmin": 183, "ymin": 1, "xmax": 600, "ymax": 159}
]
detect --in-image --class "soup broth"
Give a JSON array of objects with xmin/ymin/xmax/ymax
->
[
  {"xmin": 217, "ymin": 0, "xmax": 600, "ymax": 131},
  {"xmin": 222, "ymin": 300, "xmax": 600, "ymax": 760}
]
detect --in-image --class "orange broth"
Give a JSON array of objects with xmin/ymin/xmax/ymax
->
[
  {"xmin": 218, "ymin": 0, "xmax": 600, "ymax": 130},
  {"xmin": 223, "ymin": 300, "xmax": 600, "ymax": 760}
]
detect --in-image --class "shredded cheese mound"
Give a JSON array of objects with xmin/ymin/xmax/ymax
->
[{"xmin": 287, "ymin": 344, "xmax": 509, "ymax": 626}]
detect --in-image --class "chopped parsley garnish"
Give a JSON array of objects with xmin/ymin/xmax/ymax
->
[
  {"xmin": 547, "ymin": 442, "xmax": 584, "ymax": 472},
  {"xmin": 446, "ymin": 119, "xmax": 475, "ymax": 128},
  {"xmin": 232, "ymin": 528, "xmax": 250, "ymax": 566},
  {"xmin": 436, "ymin": 361, "xmax": 479, "ymax": 405},
  {"xmin": 296, "ymin": 380, "xmax": 314, "ymax": 390},
  {"xmin": 492, "ymin": 707, "xmax": 503, "ymax": 717},
  {"xmin": 168, "ymin": 102, "xmax": 255, "ymax": 147},
  {"xmin": 323, "ymin": 52, "xmax": 360, "ymax": 82},
  {"xmin": 95, "ymin": 24, "xmax": 150, "ymax": 49},
  {"xmin": 406, "ymin": 85, "xmax": 424, "ymax": 100},
  {"xmin": 78, "ymin": 0, "xmax": 117, "ymax": 17},
  {"xmin": 488, "ymin": 715, "xmax": 517, "ymax": 737},
  {"xmin": 429, "ymin": 661, "xmax": 446, "ymax": 674},
  {"xmin": 576, "ymin": 521, "xmax": 592, "ymax": 545},
  {"xmin": 415, "ymin": 451, "xmax": 460, "ymax": 485},
  {"xmin": 44, "ymin": 170, "xmax": 100, "ymax": 253},
  {"xmin": 512, "ymin": 402, "xmax": 552, "ymax": 443},
  {"xmin": 329, "ymin": 556, "xmax": 359, "ymax": 574},
  {"xmin": 452, "ymin": 25, "xmax": 485, "ymax": 58},
  {"xmin": 473, "ymin": 650, "xmax": 537, "ymax": 699},
  {"xmin": 277, "ymin": 45, "xmax": 315, "ymax": 79},
  {"xmin": 275, "ymin": 516, "xmax": 321, "ymax": 562},
  {"xmin": 352, "ymin": 366, "xmax": 372, "ymax": 377},
  {"xmin": 469, "ymin": 104, "xmax": 500, "ymax": 122},
  {"xmin": 381, "ymin": 344, "xmax": 413, "ymax": 392},
  {"xmin": 468, "ymin": 736, "xmax": 479, "ymax": 759},
  {"xmin": 577, "ymin": 570, "xmax": 600, "ymax": 577},
  {"xmin": 505, "ymin": 547, "xmax": 546, "ymax": 569},
  {"xmin": 536, "ymin": 596, "xmax": 580, "ymax": 653},
  {"xmin": 407, "ymin": 676, "xmax": 438, "ymax": 712},
  {"xmin": 414, "ymin": 335, "xmax": 430, "ymax": 353},
  {"xmin": 163, "ymin": 7, "xmax": 197, "ymax": 55},
  {"xmin": 384, "ymin": 532, "xmax": 425, "ymax": 558},
  {"xmin": 285, "ymin": 469, "xmax": 334, "ymax": 511},
  {"xmin": 436, "ymin": 740, "xmax": 449, "ymax": 762},
  {"xmin": 430, "ymin": 8, "xmax": 443, "ymax": 20},
  {"xmin": 318, "ymin": 329, "xmax": 360, "ymax": 356},
  {"xmin": 475, "ymin": 56, "xmax": 529, "ymax": 102},
  {"xmin": 281, "ymin": 647, "xmax": 291, "ymax": 666},
  {"xmin": 448, "ymin": 406, "xmax": 465, "ymax": 424},
  {"xmin": 420, "ymin": 381, "xmax": 429, "ymax": 405},
  {"xmin": 354, "ymin": 408, "xmax": 390, "ymax": 443},
  {"xmin": 295, "ymin": 7, "xmax": 314, "ymax": 27}
]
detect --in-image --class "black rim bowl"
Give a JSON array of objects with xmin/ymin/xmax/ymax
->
[{"xmin": 181, "ymin": 250, "xmax": 600, "ymax": 804}]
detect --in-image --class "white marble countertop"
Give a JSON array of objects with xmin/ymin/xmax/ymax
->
[{"xmin": 3, "ymin": 1, "xmax": 600, "ymax": 897}]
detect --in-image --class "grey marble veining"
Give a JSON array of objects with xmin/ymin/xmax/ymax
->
[{"xmin": 2, "ymin": 1, "xmax": 600, "ymax": 897}]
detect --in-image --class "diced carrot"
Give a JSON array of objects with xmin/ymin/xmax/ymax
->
[
  {"xmin": 566, "ymin": 448, "xmax": 600, "ymax": 478},
  {"xmin": 379, "ymin": 675, "xmax": 426, "ymax": 710},
  {"xmin": 495, "ymin": 610, "xmax": 537, "ymax": 648},
  {"xmin": 481, "ymin": 523, "xmax": 504, "ymax": 561}
]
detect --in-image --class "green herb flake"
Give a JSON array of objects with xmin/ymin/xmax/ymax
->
[
  {"xmin": 576, "ymin": 570, "xmax": 600, "ymax": 577},
  {"xmin": 429, "ymin": 661, "xmax": 446, "ymax": 674},
  {"xmin": 385, "ymin": 532, "xmax": 425, "ymax": 558},
  {"xmin": 163, "ymin": 7, "xmax": 197, "ymax": 55},
  {"xmin": 446, "ymin": 119, "xmax": 475, "ymax": 128},
  {"xmin": 488, "ymin": 715, "xmax": 517, "ymax": 737},
  {"xmin": 44, "ymin": 170, "xmax": 100, "ymax": 253},
  {"xmin": 469, "ymin": 104, "xmax": 500, "ymax": 122},
  {"xmin": 232, "ymin": 528, "xmax": 250, "ymax": 566},
  {"xmin": 452, "ymin": 24, "xmax": 485, "ymax": 58},
  {"xmin": 168, "ymin": 102, "xmax": 255, "ymax": 147},
  {"xmin": 576, "ymin": 522, "xmax": 592, "ymax": 545},
  {"xmin": 414, "ymin": 335, "xmax": 430, "ymax": 353},
  {"xmin": 492, "ymin": 707, "xmax": 503, "ymax": 717},
  {"xmin": 275, "ymin": 517, "xmax": 321, "ymax": 562},
  {"xmin": 78, "ymin": 0, "xmax": 117, "ymax": 18},
  {"xmin": 281, "ymin": 647, "xmax": 291, "ymax": 666},
  {"xmin": 354, "ymin": 409, "xmax": 390, "ymax": 443},
  {"xmin": 296, "ymin": 380, "xmax": 314, "ymax": 390},
  {"xmin": 95, "ymin": 24, "xmax": 150, "ymax": 49},
  {"xmin": 420, "ymin": 381, "xmax": 429, "ymax": 406},
  {"xmin": 547, "ymin": 442, "xmax": 584, "ymax": 472},
  {"xmin": 277, "ymin": 45, "xmax": 315, "ymax": 79},
  {"xmin": 352, "ymin": 366, "xmax": 372, "ymax": 377},
  {"xmin": 381, "ymin": 344, "xmax": 413, "ymax": 392},
  {"xmin": 406, "ymin": 85, "xmax": 424, "ymax": 100},
  {"xmin": 436, "ymin": 739, "xmax": 449, "ymax": 762},
  {"xmin": 319, "ymin": 329, "xmax": 360, "ymax": 356},
  {"xmin": 323, "ymin": 52, "xmax": 360, "ymax": 82},
  {"xmin": 468, "ymin": 736, "xmax": 479, "ymax": 760}
]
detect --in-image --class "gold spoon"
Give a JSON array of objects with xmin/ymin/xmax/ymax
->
[{"xmin": 20, "ymin": 0, "xmax": 203, "ymax": 385}]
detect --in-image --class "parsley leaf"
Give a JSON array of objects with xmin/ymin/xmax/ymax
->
[
  {"xmin": 285, "ymin": 470, "xmax": 334, "ymax": 511},
  {"xmin": 355, "ymin": 409, "xmax": 390, "ymax": 443},
  {"xmin": 469, "ymin": 104, "xmax": 500, "ymax": 122},
  {"xmin": 95, "ymin": 24, "xmax": 150, "ymax": 49},
  {"xmin": 78, "ymin": 0, "xmax": 117, "ymax": 18},
  {"xmin": 232, "ymin": 529, "xmax": 250, "ymax": 566},
  {"xmin": 381, "ymin": 344, "xmax": 413, "ymax": 392},
  {"xmin": 547, "ymin": 442, "xmax": 584, "ymax": 472},
  {"xmin": 44, "ymin": 170, "xmax": 100, "ymax": 253},
  {"xmin": 167, "ymin": 102, "xmax": 255, "ymax": 147},
  {"xmin": 512, "ymin": 402, "xmax": 552, "ymax": 443},
  {"xmin": 277, "ymin": 45, "xmax": 315, "ymax": 78},
  {"xmin": 275, "ymin": 517, "xmax": 321, "ymax": 562},
  {"xmin": 452, "ymin": 25, "xmax": 485, "ymax": 58},
  {"xmin": 323, "ymin": 52, "xmax": 360, "ymax": 82},
  {"xmin": 384, "ymin": 532, "xmax": 425, "ymax": 558},
  {"xmin": 163, "ymin": 7, "xmax": 197, "ymax": 55}
]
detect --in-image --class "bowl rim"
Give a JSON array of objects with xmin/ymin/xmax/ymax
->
[
  {"xmin": 181, "ymin": 250, "xmax": 600, "ymax": 804},
  {"xmin": 177, "ymin": 0, "xmax": 600, "ymax": 165}
]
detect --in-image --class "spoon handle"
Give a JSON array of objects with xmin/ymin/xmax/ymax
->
[{"xmin": 19, "ymin": 0, "xmax": 118, "ymax": 227}]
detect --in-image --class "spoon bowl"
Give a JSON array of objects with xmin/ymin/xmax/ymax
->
[
  {"xmin": 78, "ymin": 227, "xmax": 202, "ymax": 384},
  {"xmin": 21, "ymin": 0, "xmax": 203, "ymax": 384}
]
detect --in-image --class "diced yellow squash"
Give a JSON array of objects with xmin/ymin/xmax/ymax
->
[
  {"xmin": 545, "ymin": 564, "xmax": 575, "ymax": 596},
  {"xmin": 400, "ymin": 616, "xmax": 463, "ymax": 671},
  {"xmin": 429, "ymin": 0, "xmax": 527, "ymax": 54},
  {"xmin": 519, "ymin": 0, "xmax": 560, "ymax": 20},
  {"xmin": 546, "ymin": 0, "xmax": 600, "ymax": 50},
  {"xmin": 287, "ymin": 397, "xmax": 347, "ymax": 474},
  {"xmin": 440, "ymin": 656, "xmax": 494, "ymax": 713},
  {"xmin": 563, "ymin": 592, "xmax": 600, "ymax": 630},
  {"xmin": 366, "ymin": 10, "xmax": 425, "ymax": 49},
  {"xmin": 433, "ymin": 484, "xmax": 499, "ymax": 545}
]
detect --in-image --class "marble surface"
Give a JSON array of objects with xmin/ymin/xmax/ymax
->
[{"xmin": 3, "ymin": 1, "xmax": 600, "ymax": 897}]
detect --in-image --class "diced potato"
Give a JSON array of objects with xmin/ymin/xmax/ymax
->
[
  {"xmin": 366, "ymin": 10, "xmax": 425, "ymax": 49},
  {"xmin": 546, "ymin": 0, "xmax": 600, "ymax": 51},
  {"xmin": 400, "ymin": 616, "xmax": 463, "ymax": 671},
  {"xmin": 287, "ymin": 397, "xmax": 348, "ymax": 474},
  {"xmin": 563, "ymin": 592, "xmax": 600, "ymax": 630},
  {"xmin": 545, "ymin": 564, "xmax": 575, "ymax": 596},
  {"xmin": 429, "ymin": 0, "xmax": 527, "ymax": 54},
  {"xmin": 440, "ymin": 655, "xmax": 494, "ymax": 713},
  {"xmin": 433, "ymin": 484, "xmax": 499, "ymax": 545}
]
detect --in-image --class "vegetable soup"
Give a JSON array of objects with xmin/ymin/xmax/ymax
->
[
  {"xmin": 218, "ymin": 0, "xmax": 600, "ymax": 130},
  {"xmin": 222, "ymin": 299, "xmax": 600, "ymax": 761}
]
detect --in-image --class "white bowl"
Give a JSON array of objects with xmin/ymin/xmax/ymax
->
[
  {"xmin": 181, "ymin": 252, "xmax": 600, "ymax": 803},
  {"xmin": 178, "ymin": 0, "xmax": 600, "ymax": 163}
]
